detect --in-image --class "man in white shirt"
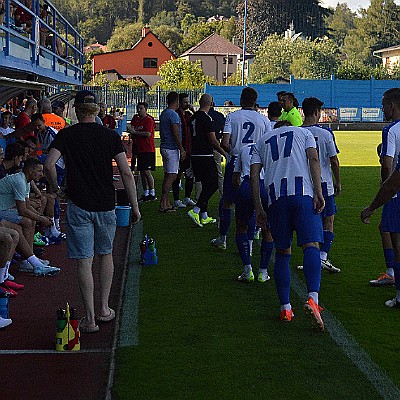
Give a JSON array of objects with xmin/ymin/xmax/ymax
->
[
  {"xmin": 251, "ymin": 124, "xmax": 325, "ymax": 330},
  {"xmin": 211, "ymin": 87, "xmax": 271, "ymax": 250},
  {"xmin": 302, "ymin": 97, "xmax": 341, "ymax": 273}
]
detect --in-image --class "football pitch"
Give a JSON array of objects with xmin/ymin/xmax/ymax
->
[{"xmin": 114, "ymin": 131, "xmax": 400, "ymax": 399}]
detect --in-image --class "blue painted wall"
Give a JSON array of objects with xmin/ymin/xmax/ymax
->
[{"xmin": 205, "ymin": 76, "xmax": 400, "ymax": 108}]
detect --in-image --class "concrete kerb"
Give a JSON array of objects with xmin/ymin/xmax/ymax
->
[{"xmin": 105, "ymin": 220, "xmax": 143, "ymax": 400}]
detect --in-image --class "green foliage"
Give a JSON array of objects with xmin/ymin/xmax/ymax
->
[
  {"xmin": 249, "ymin": 34, "xmax": 340, "ymax": 83},
  {"xmin": 153, "ymin": 25, "xmax": 183, "ymax": 55},
  {"xmin": 179, "ymin": 19, "xmax": 237, "ymax": 54},
  {"xmin": 106, "ymin": 22, "xmax": 143, "ymax": 51},
  {"xmin": 237, "ymin": 0, "xmax": 330, "ymax": 51},
  {"xmin": 83, "ymin": 49, "xmax": 104, "ymax": 84},
  {"xmin": 342, "ymin": 0, "xmax": 400, "ymax": 65},
  {"xmin": 108, "ymin": 79, "xmax": 147, "ymax": 89},
  {"xmin": 149, "ymin": 11, "xmax": 179, "ymax": 28},
  {"xmin": 336, "ymin": 60, "xmax": 372, "ymax": 80},
  {"xmin": 324, "ymin": 3, "xmax": 356, "ymax": 48},
  {"xmin": 156, "ymin": 58, "xmax": 206, "ymax": 89}
]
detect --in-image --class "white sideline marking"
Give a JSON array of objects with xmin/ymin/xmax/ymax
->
[
  {"xmin": 118, "ymin": 223, "xmax": 143, "ymax": 348},
  {"xmin": 291, "ymin": 273, "xmax": 400, "ymax": 400},
  {"xmin": 0, "ymin": 349, "xmax": 108, "ymax": 355}
]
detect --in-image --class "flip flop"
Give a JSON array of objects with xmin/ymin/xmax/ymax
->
[
  {"xmin": 97, "ymin": 308, "xmax": 115, "ymax": 322},
  {"xmin": 158, "ymin": 207, "xmax": 176, "ymax": 213},
  {"xmin": 79, "ymin": 318, "xmax": 99, "ymax": 333}
]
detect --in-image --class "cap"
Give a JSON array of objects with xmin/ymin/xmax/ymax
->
[
  {"xmin": 74, "ymin": 90, "xmax": 96, "ymax": 106},
  {"xmin": 51, "ymin": 100, "xmax": 65, "ymax": 109}
]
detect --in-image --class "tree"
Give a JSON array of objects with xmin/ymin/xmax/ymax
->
[
  {"xmin": 156, "ymin": 58, "xmax": 206, "ymax": 89},
  {"xmin": 249, "ymin": 34, "xmax": 340, "ymax": 83},
  {"xmin": 237, "ymin": 0, "xmax": 330, "ymax": 51},
  {"xmin": 324, "ymin": 3, "xmax": 356, "ymax": 48},
  {"xmin": 342, "ymin": 0, "xmax": 400, "ymax": 65},
  {"xmin": 149, "ymin": 11, "xmax": 179, "ymax": 28},
  {"xmin": 106, "ymin": 23, "xmax": 143, "ymax": 52},
  {"xmin": 153, "ymin": 25, "xmax": 183, "ymax": 55},
  {"xmin": 291, "ymin": 38, "xmax": 340, "ymax": 79}
]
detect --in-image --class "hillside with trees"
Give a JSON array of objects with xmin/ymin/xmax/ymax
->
[{"xmin": 58, "ymin": 0, "xmax": 400, "ymax": 85}]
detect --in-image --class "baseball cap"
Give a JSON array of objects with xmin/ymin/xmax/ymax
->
[{"xmin": 74, "ymin": 90, "xmax": 96, "ymax": 106}]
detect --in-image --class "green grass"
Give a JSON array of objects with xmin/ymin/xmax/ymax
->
[{"xmin": 114, "ymin": 130, "xmax": 399, "ymax": 399}]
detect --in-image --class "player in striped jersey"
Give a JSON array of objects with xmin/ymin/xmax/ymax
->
[
  {"xmin": 251, "ymin": 124, "xmax": 325, "ymax": 330},
  {"xmin": 302, "ymin": 97, "xmax": 341, "ymax": 273},
  {"xmin": 211, "ymin": 87, "xmax": 271, "ymax": 250},
  {"xmin": 234, "ymin": 143, "xmax": 274, "ymax": 283},
  {"xmin": 362, "ymin": 88, "xmax": 400, "ymax": 308}
]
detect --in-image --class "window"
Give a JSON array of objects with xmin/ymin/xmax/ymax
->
[
  {"xmin": 223, "ymin": 57, "xmax": 233, "ymax": 65},
  {"xmin": 143, "ymin": 58, "xmax": 157, "ymax": 68}
]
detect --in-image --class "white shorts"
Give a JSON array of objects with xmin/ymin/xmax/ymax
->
[{"xmin": 160, "ymin": 148, "xmax": 180, "ymax": 174}]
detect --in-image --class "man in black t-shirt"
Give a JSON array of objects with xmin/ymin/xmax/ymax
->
[
  {"xmin": 44, "ymin": 90, "xmax": 141, "ymax": 333},
  {"xmin": 187, "ymin": 94, "xmax": 226, "ymax": 228}
]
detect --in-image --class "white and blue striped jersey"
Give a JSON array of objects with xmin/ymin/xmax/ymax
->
[
  {"xmin": 234, "ymin": 143, "xmax": 265, "ymax": 180},
  {"xmin": 381, "ymin": 120, "xmax": 400, "ymax": 171},
  {"xmin": 303, "ymin": 124, "xmax": 339, "ymax": 196},
  {"xmin": 251, "ymin": 126, "xmax": 317, "ymax": 206},
  {"xmin": 223, "ymin": 109, "xmax": 271, "ymax": 160}
]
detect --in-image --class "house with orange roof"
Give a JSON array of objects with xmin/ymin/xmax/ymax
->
[
  {"xmin": 92, "ymin": 27, "xmax": 175, "ymax": 86},
  {"xmin": 179, "ymin": 33, "xmax": 252, "ymax": 83}
]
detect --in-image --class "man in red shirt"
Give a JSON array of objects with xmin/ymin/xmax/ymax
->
[
  {"xmin": 99, "ymin": 102, "xmax": 117, "ymax": 130},
  {"xmin": 15, "ymin": 98, "xmax": 37, "ymax": 140},
  {"xmin": 128, "ymin": 102, "xmax": 156, "ymax": 201}
]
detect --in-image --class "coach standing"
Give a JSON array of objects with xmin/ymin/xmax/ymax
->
[{"xmin": 44, "ymin": 90, "xmax": 141, "ymax": 333}]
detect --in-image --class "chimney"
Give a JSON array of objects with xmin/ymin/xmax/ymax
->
[{"xmin": 142, "ymin": 26, "xmax": 150, "ymax": 38}]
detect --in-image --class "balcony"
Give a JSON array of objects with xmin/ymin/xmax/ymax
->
[{"xmin": 0, "ymin": 0, "xmax": 83, "ymax": 86}]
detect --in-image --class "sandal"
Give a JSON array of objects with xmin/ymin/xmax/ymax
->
[
  {"xmin": 97, "ymin": 308, "xmax": 115, "ymax": 322},
  {"xmin": 158, "ymin": 207, "xmax": 176, "ymax": 213},
  {"xmin": 79, "ymin": 318, "xmax": 99, "ymax": 333}
]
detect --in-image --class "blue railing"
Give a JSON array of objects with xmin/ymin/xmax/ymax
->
[{"xmin": 0, "ymin": 0, "xmax": 83, "ymax": 84}]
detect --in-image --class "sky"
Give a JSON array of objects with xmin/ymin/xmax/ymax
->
[{"xmin": 321, "ymin": 0, "xmax": 400, "ymax": 11}]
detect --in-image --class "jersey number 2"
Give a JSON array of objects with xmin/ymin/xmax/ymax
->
[{"xmin": 242, "ymin": 122, "xmax": 255, "ymax": 143}]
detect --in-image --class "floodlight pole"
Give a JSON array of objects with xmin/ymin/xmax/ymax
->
[{"xmin": 241, "ymin": 0, "xmax": 247, "ymax": 86}]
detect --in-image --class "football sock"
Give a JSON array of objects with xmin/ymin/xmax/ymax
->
[
  {"xmin": 260, "ymin": 240, "xmax": 274, "ymax": 270},
  {"xmin": 193, "ymin": 206, "xmax": 200, "ymax": 214},
  {"xmin": 218, "ymin": 198, "xmax": 232, "ymax": 236},
  {"xmin": 281, "ymin": 303, "xmax": 292, "ymax": 311},
  {"xmin": 27, "ymin": 255, "xmax": 45, "ymax": 268},
  {"xmin": 236, "ymin": 233, "xmax": 251, "ymax": 266},
  {"xmin": 3, "ymin": 261, "xmax": 10, "ymax": 280},
  {"xmin": 303, "ymin": 246, "xmax": 321, "ymax": 294},
  {"xmin": 244, "ymin": 264, "xmax": 252, "ymax": 275},
  {"xmin": 0, "ymin": 266, "xmax": 5, "ymax": 284},
  {"xmin": 150, "ymin": 189, "xmax": 155, "ymax": 196},
  {"xmin": 274, "ymin": 253, "xmax": 291, "ymax": 305},
  {"xmin": 394, "ymin": 262, "xmax": 400, "ymax": 291},
  {"xmin": 144, "ymin": 189, "xmax": 149, "ymax": 196},
  {"xmin": 384, "ymin": 248, "xmax": 395, "ymax": 276},
  {"xmin": 308, "ymin": 291, "xmax": 319, "ymax": 304},
  {"xmin": 320, "ymin": 231, "xmax": 334, "ymax": 260},
  {"xmin": 200, "ymin": 212, "xmax": 208, "ymax": 220},
  {"xmin": 247, "ymin": 214, "xmax": 256, "ymax": 240}
]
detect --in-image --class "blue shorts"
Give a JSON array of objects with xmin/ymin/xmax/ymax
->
[
  {"xmin": 321, "ymin": 194, "xmax": 337, "ymax": 219},
  {"xmin": 66, "ymin": 200, "xmax": 117, "ymax": 259},
  {"xmin": 0, "ymin": 209, "xmax": 22, "ymax": 224},
  {"xmin": 381, "ymin": 196, "xmax": 400, "ymax": 232},
  {"xmin": 236, "ymin": 177, "xmax": 268, "ymax": 223},
  {"xmin": 222, "ymin": 156, "xmax": 238, "ymax": 204},
  {"xmin": 268, "ymin": 195, "xmax": 323, "ymax": 250}
]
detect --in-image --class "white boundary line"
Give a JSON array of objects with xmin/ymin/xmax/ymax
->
[{"xmin": 291, "ymin": 273, "xmax": 400, "ymax": 400}]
